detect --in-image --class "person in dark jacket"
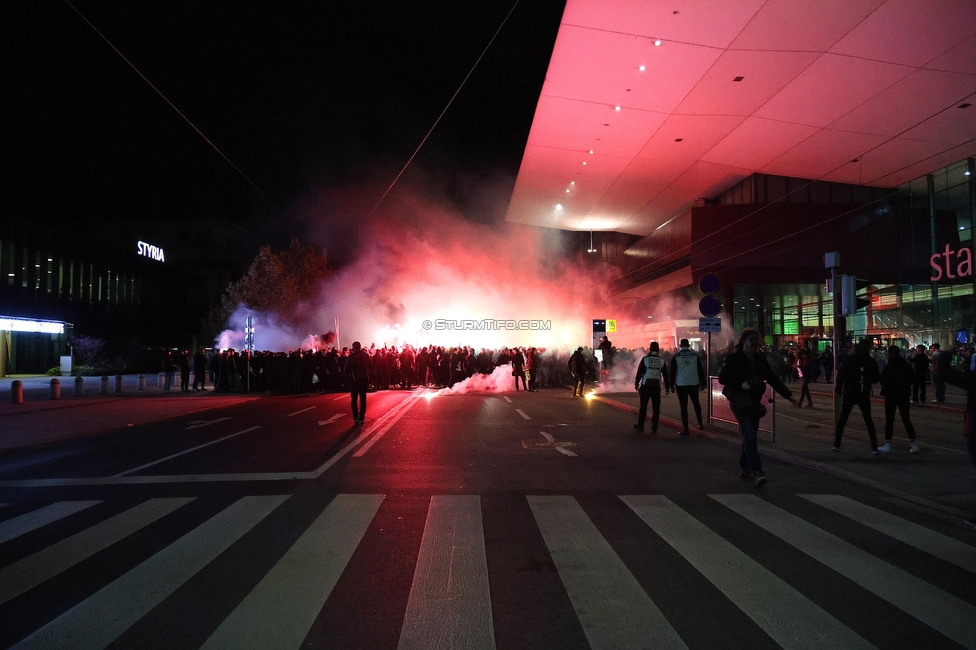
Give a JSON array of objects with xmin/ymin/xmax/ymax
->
[
  {"xmin": 833, "ymin": 339, "xmax": 881, "ymax": 453},
  {"xmin": 192, "ymin": 349, "xmax": 208, "ymax": 391},
  {"xmin": 345, "ymin": 341, "xmax": 370, "ymax": 424},
  {"xmin": 511, "ymin": 347, "xmax": 527, "ymax": 392},
  {"xmin": 634, "ymin": 341, "xmax": 670, "ymax": 434},
  {"xmin": 911, "ymin": 344, "xmax": 929, "ymax": 403},
  {"xmin": 878, "ymin": 345, "xmax": 918, "ymax": 454},
  {"xmin": 568, "ymin": 347, "xmax": 587, "ymax": 398},
  {"xmin": 935, "ymin": 345, "xmax": 976, "ymax": 528},
  {"xmin": 719, "ymin": 328, "xmax": 795, "ymax": 487}
]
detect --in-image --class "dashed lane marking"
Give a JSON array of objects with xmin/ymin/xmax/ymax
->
[
  {"xmin": 317, "ymin": 414, "xmax": 343, "ymax": 426},
  {"xmin": 287, "ymin": 406, "xmax": 317, "ymax": 417},
  {"xmin": 185, "ymin": 416, "xmax": 233, "ymax": 430}
]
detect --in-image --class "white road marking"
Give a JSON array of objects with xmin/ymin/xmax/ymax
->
[
  {"xmin": 539, "ymin": 431, "xmax": 577, "ymax": 456},
  {"xmin": 800, "ymin": 494, "xmax": 976, "ymax": 575},
  {"xmin": 287, "ymin": 406, "xmax": 317, "ymax": 417},
  {"xmin": 0, "ymin": 501, "xmax": 101, "ymax": 545},
  {"xmin": 399, "ymin": 495, "xmax": 494, "ymax": 650},
  {"xmin": 114, "ymin": 426, "xmax": 261, "ymax": 477},
  {"xmin": 317, "ymin": 413, "xmax": 343, "ymax": 426},
  {"xmin": 528, "ymin": 495, "xmax": 686, "ymax": 650},
  {"xmin": 515, "ymin": 408, "xmax": 531, "ymax": 420},
  {"xmin": 713, "ymin": 494, "xmax": 976, "ymax": 649},
  {"xmin": 10, "ymin": 495, "xmax": 288, "ymax": 650},
  {"xmin": 622, "ymin": 495, "xmax": 871, "ymax": 650},
  {"xmin": 502, "ymin": 395, "xmax": 512, "ymax": 403},
  {"xmin": 0, "ymin": 394, "xmax": 424, "ymax": 487},
  {"xmin": 352, "ymin": 393, "xmax": 422, "ymax": 458},
  {"xmin": 0, "ymin": 498, "xmax": 194, "ymax": 606},
  {"xmin": 200, "ymin": 494, "xmax": 383, "ymax": 650},
  {"xmin": 185, "ymin": 416, "xmax": 233, "ymax": 430},
  {"xmin": 331, "ymin": 394, "xmax": 347, "ymax": 402}
]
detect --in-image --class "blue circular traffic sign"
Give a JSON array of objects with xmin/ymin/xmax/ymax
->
[
  {"xmin": 699, "ymin": 295, "xmax": 721, "ymax": 317},
  {"xmin": 698, "ymin": 273, "xmax": 720, "ymax": 295}
]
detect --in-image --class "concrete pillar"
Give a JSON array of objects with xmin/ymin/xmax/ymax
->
[
  {"xmin": 50, "ymin": 378, "xmax": 60, "ymax": 400},
  {"xmin": 10, "ymin": 379, "xmax": 22, "ymax": 404},
  {"xmin": 75, "ymin": 375, "xmax": 84, "ymax": 397},
  {"xmin": 138, "ymin": 373, "xmax": 146, "ymax": 390},
  {"xmin": 100, "ymin": 375, "xmax": 109, "ymax": 395},
  {"xmin": 114, "ymin": 374, "xmax": 123, "ymax": 393}
]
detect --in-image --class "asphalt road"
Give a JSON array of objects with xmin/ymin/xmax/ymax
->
[{"xmin": 1, "ymin": 387, "xmax": 975, "ymax": 649}]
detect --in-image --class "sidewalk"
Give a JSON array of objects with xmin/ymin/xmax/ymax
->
[
  {"xmin": 594, "ymin": 381, "xmax": 976, "ymax": 521},
  {"xmin": 0, "ymin": 374, "xmax": 253, "ymax": 451}
]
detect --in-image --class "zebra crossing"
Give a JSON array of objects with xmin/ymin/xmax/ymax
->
[{"xmin": 0, "ymin": 493, "xmax": 974, "ymax": 649}]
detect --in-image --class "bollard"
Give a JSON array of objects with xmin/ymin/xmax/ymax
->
[
  {"xmin": 75, "ymin": 375, "xmax": 84, "ymax": 397},
  {"xmin": 158, "ymin": 372, "xmax": 165, "ymax": 388},
  {"xmin": 138, "ymin": 373, "xmax": 146, "ymax": 390},
  {"xmin": 115, "ymin": 374, "xmax": 123, "ymax": 393},
  {"xmin": 100, "ymin": 375, "xmax": 109, "ymax": 395},
  {"xmin": 10, "ymin": 380, "xmax": 23, "ymax": 404},
  {"xmin": 50, "ymin": 378, "xmax": 61, "ymax": 400}
]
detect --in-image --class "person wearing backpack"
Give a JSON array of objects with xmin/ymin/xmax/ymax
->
[
  {"xmin": 878, "ymin": 345, "xmax": 919, "ymax": 454},
  {"xmin": 833, "ymin": 339, "xmax": 881, "ymax": 453},
  {"xmin": 345, "ymin": 341, "xmax": 371, "ymax": 424}
]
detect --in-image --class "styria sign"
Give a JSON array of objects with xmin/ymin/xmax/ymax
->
[
  {"xmin": 930, "ymin": 244, "xmax": 973, "ymax": 281},
  {"xmin": 137, "ymin": 241, "xmax": 165, "ymax": 262}
]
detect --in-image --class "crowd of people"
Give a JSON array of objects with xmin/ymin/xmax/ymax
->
[{"xmin": 171, "ymin": 344, "xmax": 646, "ymax": 396}]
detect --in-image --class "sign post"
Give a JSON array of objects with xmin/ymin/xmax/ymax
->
[
  {"xmin": 244, "ymin": 316, "xmax": 255, "ymax": 393},
  {"xmin": 698, "ymin": 273, "xmax": 721, "ymax": 425}
]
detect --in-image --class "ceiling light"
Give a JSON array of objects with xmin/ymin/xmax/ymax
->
[
  {"xmin": 555, "ymin": 204, "xmax": 563, "ymax": 211},
  {"xmin": 566, "ymin": 189, "xmax": 570, "ymax": 192},
  {"xmin": 639, "ymin": 65, "xmax": 646, "ymax": 72},
  {"xmin": 582, "ymin": 161, "xmax": 587, "ymax": 165},
  {"xmin": 570, "ymin": 181, "xmax": 575, "ymax": 185},
  {"xmin": 654, "ymin": 39, "xmax": 662, "ymax": 46},
  {"xmin": 588, "ymin": 150, "xmax": 593, "ymax": 154},
  {"xmin": 614, "ymin": 106, "xmax": 621, "ymax": 111}
]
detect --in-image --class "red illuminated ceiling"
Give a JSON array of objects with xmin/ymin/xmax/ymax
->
[{"xmin": 507, "ymin": 0, "xmax": 976, "ymax": 235}]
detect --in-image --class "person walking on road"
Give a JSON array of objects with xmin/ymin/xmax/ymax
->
[
  {"xmin": 796, "ymin": 352, "xmax": 815, "ymax": 407},
  {"xmin": 719, "ymin": 328, "xmax": 795, "ymax": 487},
  {"xmin": 669, "ymin": 338, "xmax": 705, "ymax": 436},
  {"xmin": 932, "ymin": 343, "xmax": 951, "ymax": 403},
  {"xmin": 878, "ymin": 345, "xmax": 919, "ymax": 454},
  {"xmin": 634, "ymin": 341, "xmax": 669, "ymax": 434},
  {"xmin": 935, "ymin": 345, "xmax": 976, "ymax": 528},
  {"xmin": 911, "ymin": 344, "xmax": 929, "ymax": 403},
  {"xmin": 569, "ymin": 347, "xmax": 587, "ymax": 398},
  {"xmin": 833, "ymin": 339, "xmax": 881, "ymax": 453},
  {"xmin": 346, "ymin": 341, "xmax": 370, "ymax": 424}
]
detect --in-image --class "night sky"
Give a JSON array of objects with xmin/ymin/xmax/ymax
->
[{"xmin": 3, "ymin": 1, "xmax": 565, "ymax": 237}]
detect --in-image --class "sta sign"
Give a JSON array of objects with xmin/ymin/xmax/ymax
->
[
  {"xmin": 930, "ymin": 244, "xmax": 972, "ymax": 281},
  {"xmin": 137, "ymin": 240, "xmax": 165, "ymax": 262}
]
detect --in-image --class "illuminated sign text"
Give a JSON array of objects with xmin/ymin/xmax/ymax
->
[
  {"xmin": 0, "ymin": 316, "xmax": 65, "ymax": 334},
  {"xmin": 930, "ymin": 244, "xmax": 972, "ymax": 281},
  {"xmin": 137, "ymin": 240, "xmax": 165, "ymax": 262}
]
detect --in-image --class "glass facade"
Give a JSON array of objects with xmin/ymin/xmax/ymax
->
[{"xmin": 722, "ymin": 158, "xmax": 976, "ymax": 352}]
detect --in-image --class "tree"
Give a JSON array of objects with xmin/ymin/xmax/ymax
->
[
  {"xmin": 71, "ymin": 335, "xmax": 105, "ymax": 367},
  {"xmin": 222, "ymin": 238, "xmax": 331, "ymax": 326}
]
